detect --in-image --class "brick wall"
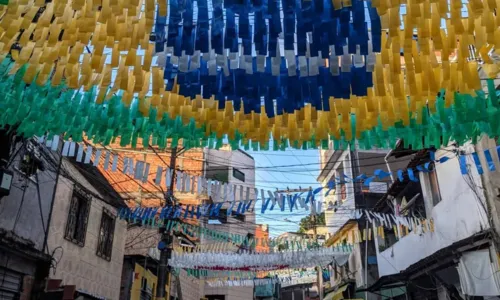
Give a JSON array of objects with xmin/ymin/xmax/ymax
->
[{"xmin": 94, "ymin": 138, "xmax": 204, "ymax": 208}]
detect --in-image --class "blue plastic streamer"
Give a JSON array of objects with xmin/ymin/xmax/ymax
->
[
  {"xmin": 288, "ymin": 195, "xmax": 296, "ymax": 212},
  {"xmin": 354, "ymin": 174, "xmax": 368, "ymax": 182},
  {"xmin": 459, "ymin": 155, "xmax": 468, "ymax": 175},
  {"xmin": 438, "ymin": 156, "xmax": 450, "ymax": 164},
  {"xmin": 195, "ymin": 0, "xmax": 209, "ymax": 53},
  {"xmin": 363, "ymin": 176, "xmax": 375, "ymax": 186},
  {"xmin": 313, "ymin": 187, "xmax": 324, "ymax": 194},
  {"xmin": 416, "ymin": 162, "xmax": 432, "ymax": 173},
  {"xmin": 236, "ymin": 201, "xmax": 246, "ymax": 214},
  {"xmin": 211, "ymin": 0, "xmax": 224, "ymax": 55},
  {"xmin": 210, "ymin": 203, "xmax": 223, "ymax": 217},
  {"xmin": 173, "ymin": 206, "xmax": 183, "ymax": 218},
  {"xmin": 407, "ymin": 168, "xmax": 419, "ymax": 182},
  {"xmin": 484, "ymin": 150, "xmax": 496, "ymax": 171},
  {"xmin": 261, "ymin": 198, "xmax": 271, "ymax": 213},
  {"xmin": 245, "ymin": 200, "xmax": 253, "ymax": 211},
  {"xmin": 374, "ymin": 169, "xmax": 391, "ymax": 179},
  {"xmin": 182, "ymin": 0, "xmax": 194, "ymax": 55},
  {"xmin": 429, "ymin": 151, "xmax": 436, "ymax": 161},
  {"xmin": 305, "ymin": 190, "xmax": 313, "ymax": 204},
  {"xmin": 154, "ymin": 10, "xmax": 167, "ymax": 52},
  {"xmin": 472, "ymin": 152, "xmax": 484, "ymax": 175}
]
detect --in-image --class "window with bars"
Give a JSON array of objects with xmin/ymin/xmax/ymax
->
[
  {"xmin": 96, "ymin": 207, "xmax": 116, "ymax": 261},
  {"xmin": 0, "ymin": 267, "xmax": 22, "ymax": 300},
  {"xmin": 64, "ymin": 186, "xmax": 92, "ymax": 247}
]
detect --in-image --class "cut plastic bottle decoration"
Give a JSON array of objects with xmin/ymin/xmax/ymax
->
[{"xmin": 0, "ymin": 0, "xmax": 498, "ymax": 150}]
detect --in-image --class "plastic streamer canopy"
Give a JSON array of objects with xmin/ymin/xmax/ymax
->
[
  {"xmin": 0, "ymin": 55, "xmax": 499, "ymax": 151},
  {"xmin": 0, "ymin": 0, "xmax": 499, "ymax": 150}
]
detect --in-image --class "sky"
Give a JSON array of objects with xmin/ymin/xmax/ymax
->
[{"xmin": 247, "ymin": 149, "xmax": 322, "ymax": 237}]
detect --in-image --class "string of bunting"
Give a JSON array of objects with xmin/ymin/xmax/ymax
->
[
  {"xmin": 36, "ymin": 132, "xmax": 497, "ymax": 244},
  {"xmin": 128, "ymin": 219, "xmax": 348, "ymax": 251},
  {"xmin": 204, "ymin": 277, "xmax": 317, "ymax": 287},
  {"xmin": 185, "ymin": 269, "xmax": 318, "ymax": 287},
  {"xmin": 121, "ymin": 205, "xmax": 436, "ymax": 245},
  {"xmin": 184, "ymin": 268, "xmax": 316, "ymax": 280},
  {"xmin": 37, "ymin": 131, "xmax": 492, "ymax": 217},
  {"xmin": 168, "ymin": 247, "xmax": 349, "ymax": 269}
]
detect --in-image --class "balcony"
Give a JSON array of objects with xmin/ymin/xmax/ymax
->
[{"xmin": 375, "ymin": 155, "xmax": 489, "ymax": 277}]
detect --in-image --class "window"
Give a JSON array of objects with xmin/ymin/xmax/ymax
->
[
  {"xmin": 340, "ymin": 184, "xmax": 347, "ymax": 202},
  {"xmin": 209, "ymin": 209, "xmax": 228, "ymax": 224},
  {"xmin": 206, "ymin": 165, "xmax": 229, "ymax": 183},
  {"xmin": 428, "ymin": 167, "xmax": 441, "ymax": 207},
  {"xmin": 232, "ymin": 168, "xmax": 245, "ymax": 182},
  {"xmin": 378, "ymin": 227, "xmax": 398, "ymax": 252},
  {"xmin": 96, "ymin": 207, "xmax": 116, "ymax": 261},
  {"xmin": 211, "ymin": 209, "xmax": 245, "ymax": 223},
  {"xmin": 140, "ymin": 278, "xmax": 152, "ymax": 300},
  {"xmin": 0, "ymin": 267, "xmax": 22, "ymax": 300},
  {"xmin": 65, "ymin": 186, "xmax": 92, "ymax": 246},
  {"xmin": 233, "ymin": 213, "xmax": 245, "ymax": 222}
]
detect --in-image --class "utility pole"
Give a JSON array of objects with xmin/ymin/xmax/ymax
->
[
  {"xmin": 312, "ymin": 211, "xmax": 324, "ymax": 300},
  {"xmin": 156, "ymin": 146, "xmax": 177, "ymax": 300}
]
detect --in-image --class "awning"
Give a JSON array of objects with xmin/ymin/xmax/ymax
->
[{"xmin": 324, "ymin": 284, "xmax": 348, "ymax": 300}]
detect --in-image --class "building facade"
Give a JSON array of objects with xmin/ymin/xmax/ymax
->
[
  {"xmin": 321, "ymin": 138, "xmax": 500, "ymax": 300},
  {"xmin": 197, "ymin": 147, "xmax": 257, "ymax": 300},
  {"xmin": 367, "ymin": 140, "xmax": 499, "ymax": 299},
  {"xmin": 0, "ymin": 133, "xmax": 128, "ymax": 300},
  {"xmin": 45, "ymin": 157, "xmax": 128, "ymax": 300},
  {"xmin": 255, "ymin": 224, "xmax": 270, "ymax": 253},
  {"xmin": 97, "ymin": 141, "xmax": 257, "ymax": 300},
  {"xmin": 0, "ymin": 134, "xmax": 58, "ymax": 299},
  {"xmin": 318, "ymin": 146, "xmax": 401, "ymax": 299}
]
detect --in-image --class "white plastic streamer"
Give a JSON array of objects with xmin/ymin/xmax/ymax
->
[{"xmin": 169, "ymin": 248, "xmax": 349, "ymax": 270}]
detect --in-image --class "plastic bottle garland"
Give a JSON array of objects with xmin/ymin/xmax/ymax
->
[{"xmin": 168, "ymin": 247, "xmax": 350, "ymax": 270}]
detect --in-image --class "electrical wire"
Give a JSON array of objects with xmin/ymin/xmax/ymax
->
[
  {"xmin": 76, "ymin": 143, "xmax": 311, "ymax": 239},
  {"xmin": 96, "ymin": 145, "xmax": 421, "ymax": 172}
]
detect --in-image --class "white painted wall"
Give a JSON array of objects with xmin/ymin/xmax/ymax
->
[
  {"xmin": 321, "ymin": 150, "xmax": 356, "ymax": 236},
  {"xmin": 376, "ymin": 147, "xmax": 489, "ymax": 277},
  {"xmin": 198, "ymin": 148, "xmax": 256, "ymax": 300},
  {"xmin": 46, "ymin": 160, "xmax": 127, "ymax": 300}
]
